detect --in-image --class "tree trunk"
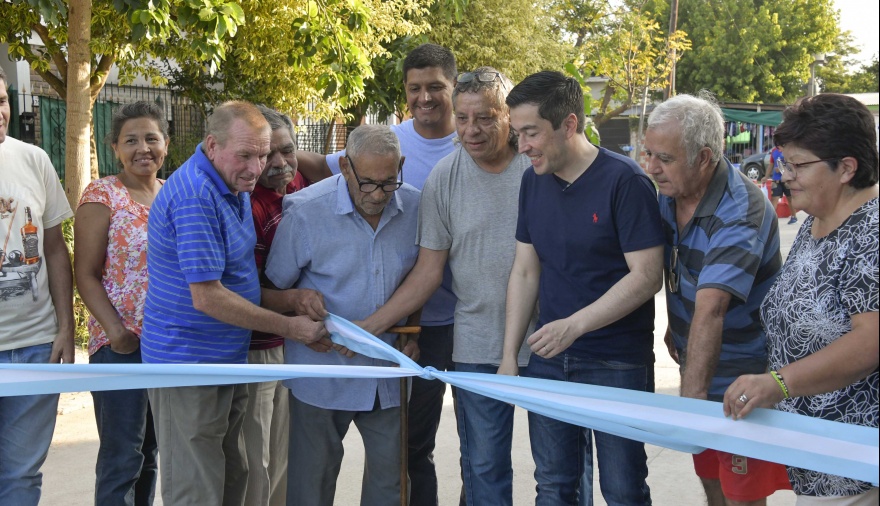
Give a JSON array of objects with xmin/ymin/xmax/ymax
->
[
  {"xmin": 64, "ymin": 0, "xmax": 92, "ymax": 211},
  {"xmin": 90, "ymin": 129, "xmax": 99, "ymax": 180}
]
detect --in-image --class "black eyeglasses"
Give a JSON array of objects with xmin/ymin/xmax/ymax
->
[
  {"xmin": 345, "ymin": 155, "xmax": 404, "ymax": 193},
  {"xmin": 780, "ymin": 158, "xmax": 839, "ymax": 179},
  {"xmin": 667, "ymin": 246, "xmax": 679, "ymax": 294},
  {"xmin": 456, "ymin": 71, "xmax": 500, "ymax": 84}
]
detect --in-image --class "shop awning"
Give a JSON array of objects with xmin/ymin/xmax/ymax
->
[{"xmin": 721, "ymin": 108, "xmax": 782, "ymax": 127}]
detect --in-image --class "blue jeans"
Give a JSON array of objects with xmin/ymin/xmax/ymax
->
[
  {"xmin": 90, "ymin": 345, "xmax": 158, "ymax": 506},
  {"xmin": 0, "ymin": 343, "xmax": 59, "ymax": 506},
  {"xmin": 524, "ymin": 353, "xmax": 653, "ymax": 506},
  {"xmin": 454, "ymin": 362, "xmax": 521, "ymax": 506}
]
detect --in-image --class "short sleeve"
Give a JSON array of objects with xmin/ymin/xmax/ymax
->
[
  {"xmin": 839, "ymin": 207, "xmax": 879, "ymax": 316},
  {"xmin": 613, "ymin": 174, "xmax": 664, "ymax": 253},
  {"xmin": 326, "ymin": 150, "xmax": 345, "ymax": 175},
  {"xmin": 78, "ymin": 178, "xmax": 114, "ymax": 210},
  {"xmin": 515, "ymin": 170, "xmax": 532, "ymax": 244},
  {"xmin": 40, "ymin": 153, "xmax": 73, "ymax": 228},
  {"xmin": 416, "ymin": 170, "xmax": 452, "ymax": 251},
  {"xmin": 170, "ymin": 196, "xmax": 227, "ymax": 283},
  {"xmin": 265, "ymin": 198, "xmax": 307, "ymax": 289}
]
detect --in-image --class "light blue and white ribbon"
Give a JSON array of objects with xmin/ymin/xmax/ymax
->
[{"xmin": 1, "ymin": 313, "xmax": 877, "ymax": 485}]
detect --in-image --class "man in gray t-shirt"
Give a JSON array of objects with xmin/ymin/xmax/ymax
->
[{"xmin": 362, "ymin": 67, "xmax": 533, "ymax": 506}]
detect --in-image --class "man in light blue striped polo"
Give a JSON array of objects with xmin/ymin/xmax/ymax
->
[{"xmin": 142, "ymin": 101, "xmax": 331, "ymax": 506}]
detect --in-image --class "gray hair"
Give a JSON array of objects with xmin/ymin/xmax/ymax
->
[
  {"xmin": 256, "ymin": 105, "xmax": 297, "ymax": 149},
  {"xmin": 647, "ymin": 91, "xmax": 724, "ymax": 167},
  {"xmin": 346, "ymin": 124, "xmax": 400, "ymax": 160}
]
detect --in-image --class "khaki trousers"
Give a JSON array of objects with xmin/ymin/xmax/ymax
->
[
  {"xmin": 243, "ymin": 346, "xmax": 290, "ymax": 506},
  {"xmin": 148, "ymin": 384, "xmax": 248, "ymax": 506}
]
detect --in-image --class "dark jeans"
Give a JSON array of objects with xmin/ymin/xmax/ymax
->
[
  {"xmin": 524, "ymin": 353, "xmax": 653, "ymax": 506},
  {"xmin": 454, "ymin": 362, "xmax": 521, "ymax": 506},
  {"xmin": 408, "ymin": 324, "xmax": 455, "ymax": 506},
  {"xmin": 91, "ymin": 346, "xmax": 158, "ymax": 506}
]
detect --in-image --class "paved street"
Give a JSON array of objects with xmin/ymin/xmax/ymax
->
[{"xmin": 41, "ymin": 212, "xmax": 805, "ymax": 505}]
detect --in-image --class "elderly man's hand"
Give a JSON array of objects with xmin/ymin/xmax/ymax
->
[
  {"xmin": 401, "ymin": 337, "xmax": 420, "ymax": 361},
  {"xmin": 287, "ymin": 315, "xmax": 333, "ymax": 352},
  {"xmin": 332, "ymin": 343, "xmax": 357, "ymax": 358},
  {"xmin": 291, "ymin": 289, "xmax": 328, "ymax": 321}
]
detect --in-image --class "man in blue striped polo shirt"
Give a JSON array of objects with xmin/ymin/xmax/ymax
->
[
  {"xmin": 142, "ymin": 101, "xmax": 331, "ymax": 506},
  {"xmin": 644, "ymin": 93, "xmax": 791, "ymax": 506}
]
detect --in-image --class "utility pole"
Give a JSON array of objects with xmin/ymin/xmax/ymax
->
[{"xmin": 664, "ymin": 0, "xmax": 679, "ymax": 100}]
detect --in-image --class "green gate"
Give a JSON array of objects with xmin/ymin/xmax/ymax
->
[{"xmin": 38, "ymin": 96, "xmax": 117, "ymax": 181}]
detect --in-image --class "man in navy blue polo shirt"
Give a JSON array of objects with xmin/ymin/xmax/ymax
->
[
  {"xmin": 500, "ymin": 71, "xmax": 664, "ymax": 505},
  {"xmin": 142, "ymin": 101, "xmax": 331, "ymax": 506},
  {"xmin": 643, "ymin": 93, "xmax": 790, "ymax": 506}
]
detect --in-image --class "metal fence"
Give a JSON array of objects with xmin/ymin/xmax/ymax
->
[{"xmin": 7, "ymin": 83, "xmax": 353, "ymax": 182}]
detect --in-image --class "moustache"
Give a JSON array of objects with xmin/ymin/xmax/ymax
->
[{"xmin": 266, "ymin": 165, "xmax": 294, "ymax": 177}]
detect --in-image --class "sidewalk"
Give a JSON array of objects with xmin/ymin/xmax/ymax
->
[{"xmin": 40, "ymin": 214, "xmax": 804, "ymax": 505}]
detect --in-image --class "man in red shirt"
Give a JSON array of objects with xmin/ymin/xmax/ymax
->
[{"xmin": 244, "ymin": 106, "xmax": 312, "ymax": 506}]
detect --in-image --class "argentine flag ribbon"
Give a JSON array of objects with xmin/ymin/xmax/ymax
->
[{"xmin": 1, "ymin": 313, "xmax": 877, "ymax": 485}]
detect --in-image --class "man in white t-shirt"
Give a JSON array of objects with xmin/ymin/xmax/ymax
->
[
  {"xmin": 298, "ymin": 43, "xmax": 460, "ymax": 506},
  {"xmin": 361, "ymin": 67, "xmax": 534, "ymax": 506},
  {"xmin": 0, "ymin": 68, "xmax": 75, "ymax": 506}
]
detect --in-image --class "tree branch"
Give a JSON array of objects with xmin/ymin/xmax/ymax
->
[
  {"xmin": 90, "ymin": 53, "xmax": 116, "ymax": 102},
  {"xmin": 594, "ymin": 100, "xmax": 632, "ymax": 127},
  {"xmin": 31, "ymin": 23, "xmax": 68, "ymax": 81},
  {"xmin": 598, "ymin": 85, "xmax": 614, "ymax": 115},
  {"xmin": 34, "ymin": 66, "xmax": 67, "ymax": 98}
]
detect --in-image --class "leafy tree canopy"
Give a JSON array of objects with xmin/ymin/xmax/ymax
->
[
  {"xmin": 0, "ymin": 0, "xmax": 244, "ymax": 101},
  {"xmin": 555, "ymin": 0, "xmax": 690, "ymax": 126},
  {"xmin": 165, "ymin": 0, "xmax": 433, "ymax": 121},
  {"xmin": 429, "ymin": 0, "xmax": 569, "ymax": 83},
  {"xmin": 340, "ymin": 0, "xmax": 568, "ymax": 123},
  {"xmin": 675, "ymin": 0, "xmax": 839, "ymax": 103},
  {"xmin": 848, "ymin": 55, "xmax": 880, "ymax": 93}
]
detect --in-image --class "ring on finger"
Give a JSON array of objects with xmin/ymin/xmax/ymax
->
[{"xmin": 738, "ymin": 393, "xmax": 748, "ymax": 404}]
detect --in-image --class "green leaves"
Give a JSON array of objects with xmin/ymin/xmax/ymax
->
[
  {"xmin": 12, "ymin": 0, "xmax": 68, "ymax": 25},
  {"xmin": 675, "ymin": 0, "xmax": 841, "ymax": 102},
  {"xmin": 163, "ymin": 0, "xmax": 430, "ymax": 122},
  {"xmin": 560, "ymin": 0, "xmax": 689, "ymax": 125}
]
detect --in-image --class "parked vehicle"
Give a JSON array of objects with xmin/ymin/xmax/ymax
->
[{"xmin": 739, "ymin": 150, "xmax": 770, "ymax": 181}]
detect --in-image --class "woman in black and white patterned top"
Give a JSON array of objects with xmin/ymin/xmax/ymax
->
[{"xmin": 723, "ymin": 93, "xmax": 878, "ymax": 505}]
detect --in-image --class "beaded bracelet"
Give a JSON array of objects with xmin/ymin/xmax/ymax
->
[{"xmin": 770, "ymin": 370, "xmax": 790, "ymax": 399}]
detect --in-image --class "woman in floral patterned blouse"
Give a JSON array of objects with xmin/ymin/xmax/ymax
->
[
  {"xmin": 74, "ymin": 101, "xmax": 169, "ymax": 505},
  {"xmin": 723, "ymin": 94, "xmax": 878, "ymax": 505}
]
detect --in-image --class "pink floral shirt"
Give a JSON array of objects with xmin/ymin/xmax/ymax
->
[{"xmin": 79, "ymin": 176, "xmax": 161, "ymax": 355}]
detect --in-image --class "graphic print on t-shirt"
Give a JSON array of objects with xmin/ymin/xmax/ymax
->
[{"xmin": 0, "ymin": 194, "xmax": 42, "ymax": 302}]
